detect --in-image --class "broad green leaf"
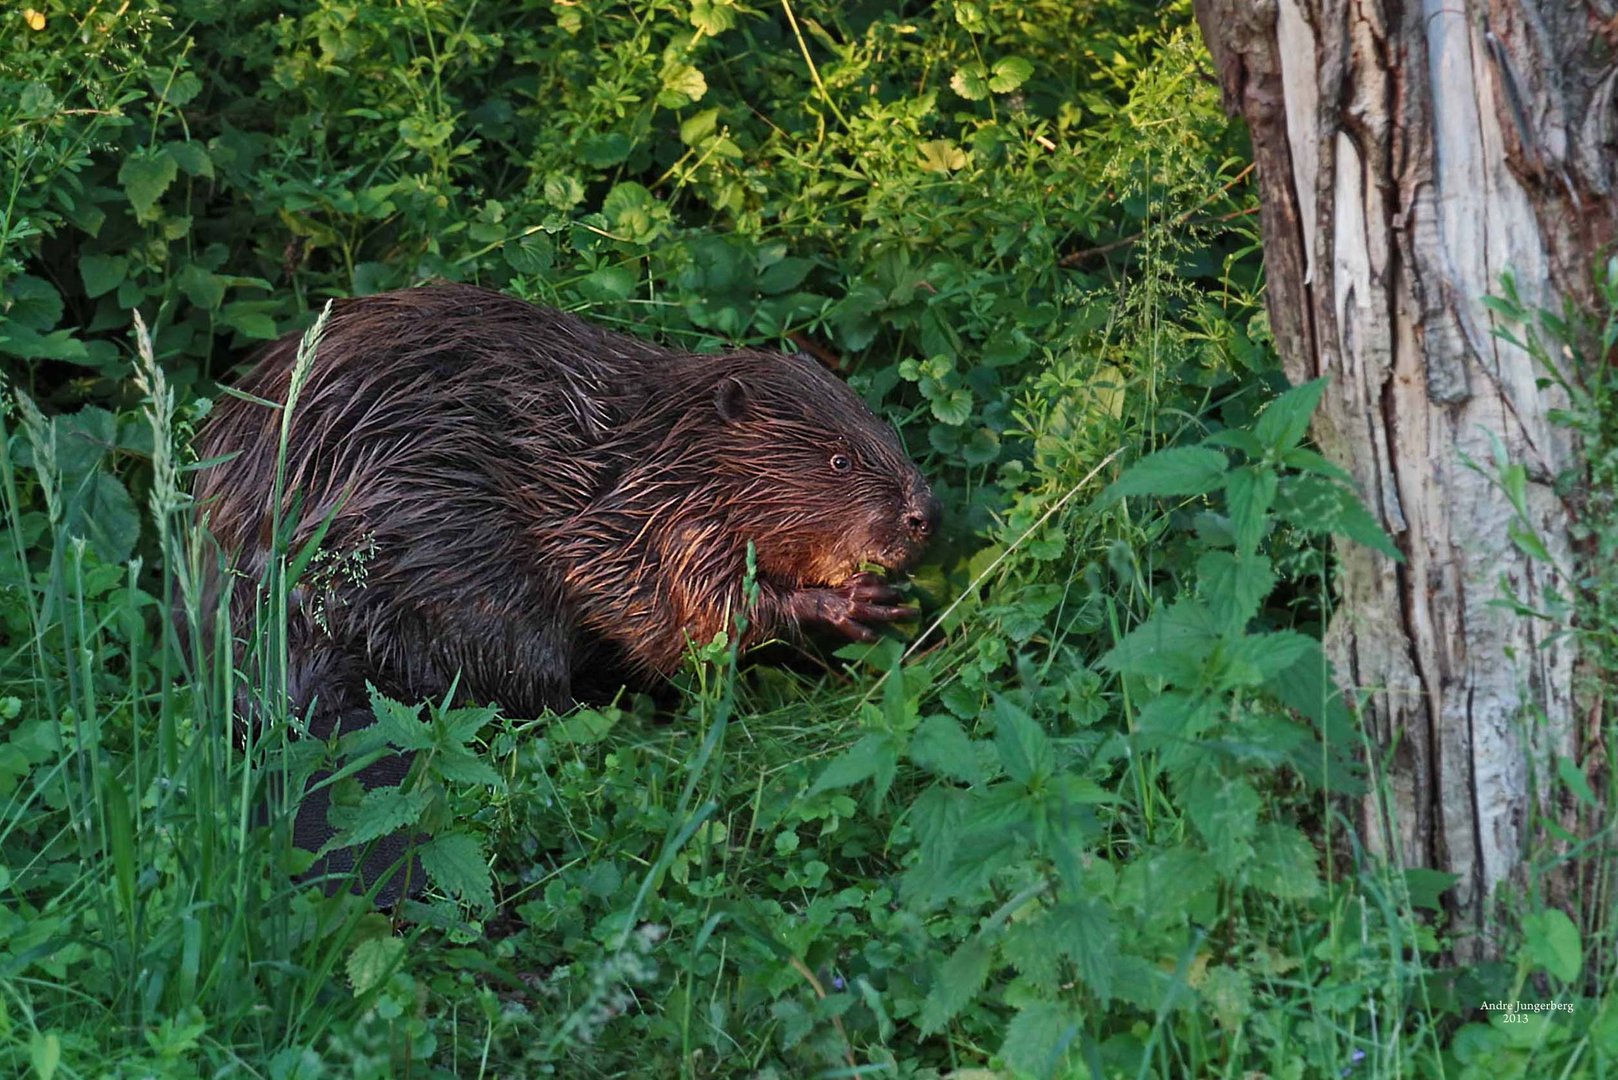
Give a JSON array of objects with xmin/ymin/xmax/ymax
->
[
  {"xmin": 1521, "ymin": 908, "xmax": 1582, "ymax": 982},
  {"xmin": 347, "ymin": 936, "xmax": 405, "ymax": 996},
  {"xmin": 64, "ymin": 471, "xmax": 140, "ymax": 564},
  {"xmin": 1096, "ymin": 600, "xmax": 1220, "ymax": 682},
  {"xmin": 29, "ymin": 1032, "xmax": 60, "ymax": 1080},
  {"xmin": 1254, "ymin": 376, "xmax": 1327, "ymax": 452},
  {"xmin": 321, "ymin": 786, "xmax": 431, "ymax": 855},
  {"xmin": 988, "ymin": 56, "xmax": 1034, "ymax": 93},
  {"xmin": 1224, "ymin": 465, "xmax": 1276, "ymax": 554},
  {"xmin": 1196, "ymin": 550, "xmax": 1274, "ymax": 633},
  {"xmin": 993, "ymin": 698, "xmax": 1052, "ymax": 786},
  {"xmin": 119, "ymin": 148, "xmax": 178, "ymax": 221},
  {"xmin": 689, "ymin": 0, "xmax": 737, "ymax": 34},
  {"xmin": 909, "ymin": 716, "xmax": 984, "ymax": 785},
  {"xmin": 6, "ymin": 274, "xmax": 62, "ymax": 329},
  {"xmin": 79, "ymin": 254, "xmax": 128, "ymax": 298},
  {"xmin": 1220, "ymin": 630, "xmax": 1318, "ymax": 686},
  {"xmin": 165, "ymin": 139, "xmax": 213, "ymax": 178},
  {"xmin": 680, "ymin": 107, "xmax": 720, "ymax": 146},
  {"xmin": 580, "ymin": 264, "xmax": 637, "ymax": 302},
  {"xmin": 420, "ymin": 832, "xmax": 494, "ymax": 911},
  {"xmin": 917, "ymin": 139, "xmax": 968, "ymax": 173},
  {"xmin": 1250, "ymin": 824, "xmax": 1321, "ymax": 899},
  {"xmin": 1403, "ymin": 867, "xmax": 1459, "ymax": 912},
  {"xmin": 756, "ymin": 256, "xmax": 813, "ymax": 294},
  {"xmin": 809, "ymin": 732, "xmax": 898, "ymax": 796},
  {"xmin": 659, "ymin": 63, "xmax": 707, "ymax": 107},
  {"xmin": 920, "ymin": 937, "xmax": 992, "ymax": 1033},
  {"xmin": 1105, "ymin": 446, "xmax": 1228, "ymax": 500},
  {"xmin": 365, "ymin": 688, "xmax": 435, "ymax": 751},
  {"xmin": 578, "ymin": 132, "xmax": 632, "ymax": 168},
  {"xmin": 950, "ymin": 63, "xmax": 989, "ymax": 100},
  {"xmin": 999, "ymin": 1001, "xmax": 1078, "ymax": 1077}
]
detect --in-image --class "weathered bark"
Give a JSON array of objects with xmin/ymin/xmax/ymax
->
[{"xmin": 1193, "ymin": 0, "xmax": 1618, "ymax": 956}]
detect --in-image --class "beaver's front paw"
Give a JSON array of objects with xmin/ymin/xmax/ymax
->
[{"xmin": 790, "ymin": 572, "xmax": 919, "ymax": 641}]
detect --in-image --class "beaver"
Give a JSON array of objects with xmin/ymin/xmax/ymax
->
[{"xmin": 193, "ymin": 281, "xmax": 939, "ymax": 898}]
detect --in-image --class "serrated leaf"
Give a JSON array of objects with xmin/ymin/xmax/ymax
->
[
  {"xmin": 1250, "ymin": 824, "xmax": 1321, "ymax": 899},
  {"xmin": 909, "ymin": 715, "xmax": 985, "ymax": 785},
  {"xmin": 1220, "ymin": 630, "xmax": 1318, "ymax": 686},
  {"xmin": 420, "ymin": 832, "xmax": 494, "ymax": 910},
  {"xmin": 660, "ymin": 62, "xmax": 708, "ymax": 106},
  {"xmin": 809, "ymin": 732, "xmax": 897, "ymax": 796},
  {"xmin": 79, "ymin": 254, "xmax": 128, "ymax": 298},
  {"xmin": 347, "ymin": 936, "xmax": 405, "ymax": 996},
  {"xmin": 1254, "ymin": 376, "xmax": 1326, "ymax": 452},
  {"xmin": 1096, "ymin": 600, "xmax": 1220, "ymax": 682},
  {"xmin": 999, "ymin": 1000, "xmax": 1078, "ymax": 1076},
  {"xmin": 993, "ymin": 697, "xmax": 1051, "ymax": 786},
  {"xmin": 1224, "ymin": 465, "xmax": 1276, "ymax": 554},
  {"xmin": 1522, "ymin": 908, "xmax": 1582, "ymax": 982},
  {"xmin": 119, "ymin": 148, "xmax": 178, "ymax": 221},
  {"xmin": 63, "ymin": 471, "xmax": 139, "ymax": 564},
  {"xmin": 950, "ymin": 63, "xmax": 989, "ymax": 101},
  {"xmin": 165, "ymin": 139, "xmax": 213, "ymax": 178},
  {"xmin": 988, "ymin": 56, "xmax": 1034, "ymax": 93},
  {"xmin": 366, "ymin": 688, "xmax": 435, "ymax": 751},
  {"xmin": 432, "ymin": 751, "xmax": 502, "ymax": 787},
  {"xmin": 322, "ymin": 786, "xmax": 431, "ymax": 855},
  {"xmin": 1196, "ymin": 550, "xmax": 1274, "ymax": 633},
  {"xmin": 920, "ymin": 937, "xmax": 992, "ymax": 1033},
  {"xmin": 1106, "ymin": 447, "xmax": 1228, "ymax": 500}
]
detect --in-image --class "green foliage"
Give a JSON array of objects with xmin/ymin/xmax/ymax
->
[{"xmin": 6, "ymin": 0, "xmax": 1611, "ymax": 1077}]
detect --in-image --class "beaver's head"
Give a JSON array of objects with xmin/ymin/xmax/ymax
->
[{"xmin": 693, "ymin": 350, "xmax": 940, "ymax": 588}]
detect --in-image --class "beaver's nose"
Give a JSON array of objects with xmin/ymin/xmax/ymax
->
[{"xmin": 903, "ymin": 488, "xmax": 941, "ymax": 541}]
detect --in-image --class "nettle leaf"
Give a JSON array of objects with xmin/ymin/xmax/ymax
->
[
  {"xmin": 347, "ymin": 936, "xmax": 405, "ymax": 997},
  {"xmin": 1224, "ymin": 465, "xmax": 1276, "ymax": 554},
  {"xmin": 62, "ymin": 471, "xmax": 139, "ymax": 565},
  {"xmin": 809, "ymin": 732, "xmax": 900, "ymax": 800},
  {"xmin": 988, "ymin": 56, "xmax": 1034, "ymax": 93},
  {"xmin": 1182, "ymin": 769, "xmax": 1260, "ymax": 867},
  {"xmin": 950, "ymin": 62, "xmax": 990, "ymax": 101},
  {"xmin": 420, "ymin": 832, "xmax": 494, "ymax": 911},
  {"xmin": 1196, "ymin": 550, "xmax": 1275, "ymax": 633},
  {"xmin": 1097, "ymin": 600, "xmax": 1220, "ymax": 683},
  {"xmin": 920, "ymin": 937, "xmax": 993, "ymax": 1033},
  {"xmin": 118, "ymin": 147, "xmax": 178, "ymax": 221},
  {"xmin": 165, "ymin": 139, "xmax": 213, "ymax": 179},
  {"xmin": 321, "ymin": 786, "xmax": 431, "ymax": 855},
  {"xmin": 1254, "ymin": 376, "xmax": 1327, "ymax": 452},
  {"xmin": 1521, "ymin": 908, "xmax": 1582, "ymax": 983},
  {"xmin": 1218, "ymin": 630, "xmax": 1318, "ymax": 687},
  {"xmin": 1250, "ymin": 823, "xmax": 1321, "ymax": 900},
  {"xmin": 993, "ymin": 698, "xmax": 1052, "ymax": 786},
  {"xmin": 999, "ymin": 1000, "xmax": 1079, "ymax": 1077},
  {"xmin": 366, "ymin": 688, "xmax": 435, "ymax": 752},
  {"xmin": 1105, "ymin": 447, "xmax": 1228, "ymax": 501},
  {"xmin": 1275, "ymin": 474, "xmax": 1402, "ymax": 561}
]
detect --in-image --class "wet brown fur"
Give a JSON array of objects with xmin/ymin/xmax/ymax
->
[{"xmin": 194, "ymin": 282, "xmax": 938, "ymax": 720}]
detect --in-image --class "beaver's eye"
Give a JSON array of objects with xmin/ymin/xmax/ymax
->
[{"xmin": 830, "ymin": 452, "xmax": 852, "ymax": 474}]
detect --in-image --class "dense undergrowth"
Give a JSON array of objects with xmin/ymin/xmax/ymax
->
[{"xmin": 2, "ymin": 1, "xmax": 1611, "ymax": 1076}]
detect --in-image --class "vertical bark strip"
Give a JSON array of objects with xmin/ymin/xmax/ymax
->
[{"xmin": 1193, "ymin": 0, "xmax": 1618, "ymax": 954}]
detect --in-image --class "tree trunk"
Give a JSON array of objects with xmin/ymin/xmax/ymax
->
[{"xmin": 1191, "ymin": 0, "xmax": 1618, "ymax": 956}]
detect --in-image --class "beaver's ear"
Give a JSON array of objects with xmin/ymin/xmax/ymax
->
[{"xmin": 714, "ymin": 376, "xmax": 748, "ymax": 422}]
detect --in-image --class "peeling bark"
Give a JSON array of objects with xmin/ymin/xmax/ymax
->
[{"xmin": 1193, "ymin": 0, "xmax": 1618, "ymax": 956}]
